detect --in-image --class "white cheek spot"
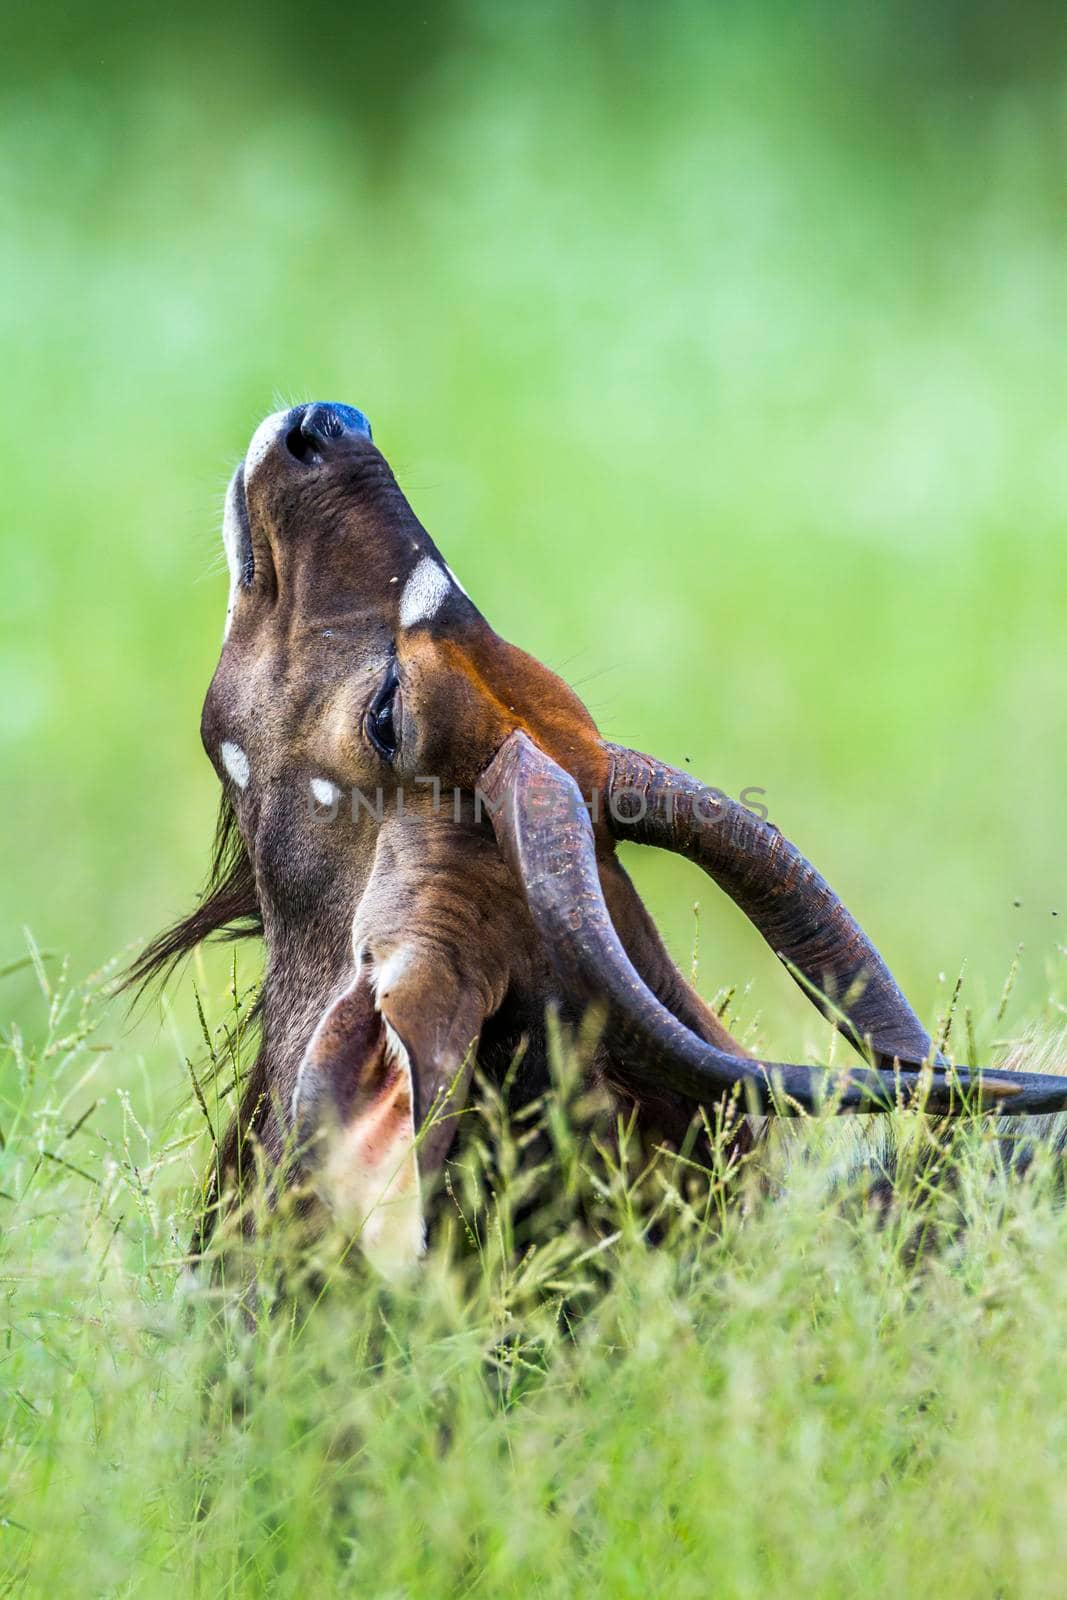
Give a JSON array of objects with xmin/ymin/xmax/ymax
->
[
  {"xmin": 244, "ymin": 409, "xmax": 289, "ymax": 481},
  {"xmin": 221, "ymin": 742, "xmax": 250, "ymax": 790},
  {"xmin": 310, "ymin": 776, "xmax": 341, "ymax": 808},
  {"xmin": 399, "ymin": 556, "xmax": 452, "ymax": 629}
]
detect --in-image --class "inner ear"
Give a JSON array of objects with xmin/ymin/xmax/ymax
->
[{"xmin": 293, "ymin": 969, "xmax": 424, "ymax": 1280}]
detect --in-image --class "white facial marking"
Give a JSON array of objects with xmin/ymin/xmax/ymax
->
[
  {"xmin": 374, "ymin": 945, "xmax": 413, "ymax": 1000},
  {"xmin": 221, "ymin": 473, "xmax": 243, "ymax": 639},
  {"xmin": 310, "ymin": 777, "xmax": 341, "ymax": 808},
  {"xmin": 244, "ymin": 409, "xmax": 289, "ymax": 482},
  {"xmin": 399, "ymin": 556, "xmax": 452, "ymax": 629},
  {"xmin": 220, "ymin": 741, "xmax": 250, "ymax": 790}
]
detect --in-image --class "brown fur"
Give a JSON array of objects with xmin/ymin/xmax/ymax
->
[{"xmin": 132, "ymin": 407, "xmax": 742, "ymax": 1254}]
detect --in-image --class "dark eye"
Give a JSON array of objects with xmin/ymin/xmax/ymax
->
[{"xmin": 366, "ymin": 661, "xmax": 400, "ymax": 762}]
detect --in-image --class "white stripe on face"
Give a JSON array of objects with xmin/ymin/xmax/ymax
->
[
  {"xmin": 399, "ymin": 556, "xmax": 452, "ymax": 629},
  {"xmin": 221, "ymin": 741, "xmax": 250, "ymax": 789},
  {"xmin": 244, "ymin": 410, "xmax": 289, "ymax": 481},
  {"xmin": 221, "ymin": 472, "xmax": 243, "ymax": 639}
]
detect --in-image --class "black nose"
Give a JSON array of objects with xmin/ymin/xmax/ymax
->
[{"xmin": 286, "ymin": 401, "xmax": 373, "ymax": 464}]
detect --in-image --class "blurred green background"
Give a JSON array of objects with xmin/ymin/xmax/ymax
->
[{"xmin": 3, "ymin": 0, "xmax": 1066, "ymax": 1058}]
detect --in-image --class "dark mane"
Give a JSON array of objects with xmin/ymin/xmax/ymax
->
[
  {"xmin": 123, "ymin": 796, "xmax": 271, "ymax": 1253},
  {"xmin": 123, "ymin": 796, "xmax": 263, "ymax": 996}
]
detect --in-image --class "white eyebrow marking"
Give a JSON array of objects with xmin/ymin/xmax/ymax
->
[
  {"xmin": 398, "ymin": 556, "xmax": 452, "ymax": 628},
  {"xmin": 310, "ymin": 777, "xmax": 341, "ymax": 808},
  {"xmin": 221, "ymin": 742, "xmax": 250, "ymax": 790},
  {"xmin": 244, "ymin": 409, "xmax": 289, "ymax": 480}
]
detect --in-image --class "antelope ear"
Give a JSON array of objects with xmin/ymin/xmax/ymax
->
[
  {"xmin": 293, "ymin": 970, "xmax": 424, "ymax": 1281},
  {"xmin": 369, "ymin": 943, "xmax": 490, "ymax": 1172}
]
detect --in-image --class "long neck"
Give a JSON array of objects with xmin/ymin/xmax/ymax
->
[{"xmin": 254, "ymin": 896, "xmax": 355, "ymax": 1155}]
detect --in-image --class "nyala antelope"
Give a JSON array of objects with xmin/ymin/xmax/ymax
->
[{"xmin": 133, "ymin": 401, "xmax": 1067, "ymax": 1277}]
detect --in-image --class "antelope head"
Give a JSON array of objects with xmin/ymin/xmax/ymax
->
[{"xmin": 137, "ymin": 401, "xmax": 1067, "ymax": 1278}]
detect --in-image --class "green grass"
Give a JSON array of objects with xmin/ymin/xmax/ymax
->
[
  {"xmin": 3, "ymin": 2, "xmax": 1067, "ymax": 1050},
  {"xmin": 4, "ymin": 954, "xmax": 1067, "ymax": 1598},
  {"xmin": 5, "ymin": 6, "xmax": 1067, "ymax": 1593}
]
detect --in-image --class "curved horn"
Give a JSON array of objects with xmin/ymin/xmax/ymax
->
[
  {"xmin": 604, "ymin": 744, "xmax": 936, "ymax": 1068},
  {"xmin": 480, "ymin": 731, "xmax": 1067, "ymax": 1117}
]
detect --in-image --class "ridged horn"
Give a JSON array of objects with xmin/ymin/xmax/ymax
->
[
  {"xmin": 604, "ymin": 744, "xmax": 935, "ymax": 1069},
  {"xmin": 480, "ymin": 731, "xmax": 1067, "ymax": 1117}
]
